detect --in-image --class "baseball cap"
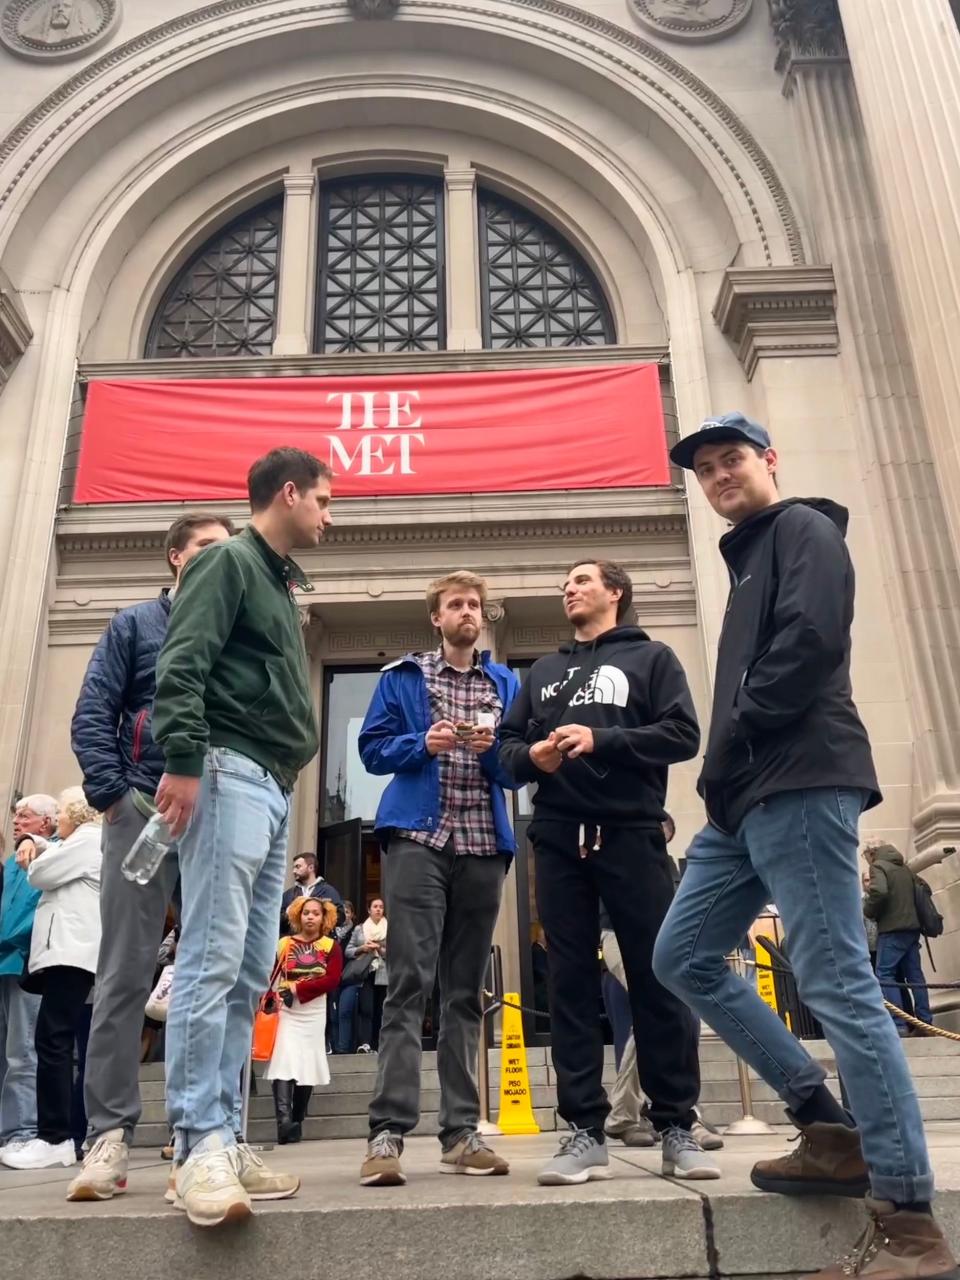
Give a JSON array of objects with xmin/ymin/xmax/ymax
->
[{"xmin": 669, "ymin": 412, "xmax": 772, "ymax": 471}]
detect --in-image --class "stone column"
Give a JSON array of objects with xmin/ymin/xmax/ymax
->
[
  {"xmin": 272, "ymin": 174, "xmax": 316, "ymax": 357},
  {"xmin": 443, "ymin": 166, "xmax": 483, "ymax": 351},
  {"xmin": 770, "ymin": 2, "xmax": 960, "ymax": 853}
]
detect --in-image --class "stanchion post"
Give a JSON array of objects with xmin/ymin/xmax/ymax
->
[
  {"xmin": 240, "ymin": 1044, "xmax": 274, "ymax": 1151},
  {"xmin": 477, "ymin": 947, "xmax": 502, "ymax": 1135},
  {"xmin": 724, "ymin": 950, "xmax": 775, "ymax": 1136}
]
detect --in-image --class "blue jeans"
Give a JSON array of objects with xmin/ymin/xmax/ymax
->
[
  {"xmin": 876, "ymin": 930, "xmax": 932, "ymax": 1028},
  {"xmin": 336, "ymin": 982, "xmax": 360, "ymax": 1054},
  {"xmin": 165, "ymin": 749, "xmax": 290, "ymax": 1161},
  {"xmin": 653, "ymin": 787, "xmax": 933, "ymax": 1203},
  {"xmin": 0, "ymin": 973, "xmax": 40, "ymax": 1144}
]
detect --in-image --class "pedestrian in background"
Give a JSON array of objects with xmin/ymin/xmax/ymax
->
[
  {"xmin": 863, "ymin": 843, "xmax": 932, "ymax": 1035},
  {"xmin": 5, "ymin": 788, "xmax": 101, "ymax": 1171}
]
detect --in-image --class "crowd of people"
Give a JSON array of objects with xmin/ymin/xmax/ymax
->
[{"xmin": 0, "ymin": 428, "xmax": 953, "ymax": 1280}]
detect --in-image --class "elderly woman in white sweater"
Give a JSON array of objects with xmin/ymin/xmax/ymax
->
[{"xmin": 2, "ymin": 787, "xmax": 102, "ymax": 1171}]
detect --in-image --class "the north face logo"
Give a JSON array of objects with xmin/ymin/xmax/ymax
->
[{"xmin": 569, "ymin": 665, "xmax": 630, "ymax": 708}]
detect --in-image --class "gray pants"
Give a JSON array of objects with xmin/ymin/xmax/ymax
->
[
  {"xmin": 369, "ymin": 838, "xmax": 506, "ymax": 1147},
  {"xmin": 83, "ymin": 790, "xmax": 179, "ymax": 1145},
  {"xmin": 601, "ymin": 929, "xmax": 646, "ymax": 1128}
]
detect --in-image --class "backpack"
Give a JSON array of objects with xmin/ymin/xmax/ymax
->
[{"xmin": 913, "ymin": 874, "xmax": 944, "ymax": 939}]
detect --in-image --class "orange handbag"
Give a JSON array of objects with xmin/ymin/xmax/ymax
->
[{"xmin": 251, "ymin": 944, "xmax": 289, "ymax": 1062}]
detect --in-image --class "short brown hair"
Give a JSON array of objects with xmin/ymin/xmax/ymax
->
[
  {"xmin": 247, "ymin": 448, "xmax": 333, "ymax": 512},
  {"xmin": 426, "ymin": 571, "xmax": 488, "ymax": 618},
  {"xmin": 163, "ymin": 514, "xmax": 235, "ymax": 578},
  {"xmin": 566, "ymin": 559, "xmax": 634, "ymax": 622}
]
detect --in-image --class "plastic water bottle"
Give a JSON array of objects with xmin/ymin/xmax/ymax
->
[{"xmin": 121, "ymin": 811, "xmax": 173, "ymax": 885}]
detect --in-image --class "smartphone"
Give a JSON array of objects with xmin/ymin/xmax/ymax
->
[{"xmin": 455, "ymin": 722, "xmax": 475, "ymax": 739}]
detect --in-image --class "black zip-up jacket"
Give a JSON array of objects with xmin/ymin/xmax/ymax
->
[
  {"xmin": 700, "ymin": 497, "xmax": 880, "ymax": 834},
  {"xmin": 499, "ymin": 625, "xmax": 700, "ymax": 823}
]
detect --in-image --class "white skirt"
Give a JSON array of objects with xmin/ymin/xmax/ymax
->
[{"xmin": 265, "ymin": 994, "xmax": 331, "ymax": 1087}]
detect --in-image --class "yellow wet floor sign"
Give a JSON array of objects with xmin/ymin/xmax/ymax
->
[{"xmin": 496, "ymin": 993, "xmax": 541, "ymax": 1134}]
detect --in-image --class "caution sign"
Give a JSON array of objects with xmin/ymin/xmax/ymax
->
[
  {"xmin": 496, "ymin": 993, "xmax": 541, "ymax": 1135},
  {"xmin": 755, "ymin": 939, "xmax": 791, "ymax": 1032}
]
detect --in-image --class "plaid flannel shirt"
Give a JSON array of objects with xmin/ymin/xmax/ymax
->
[{"xmin": 398, "ymin": 648, "xmax": 502, "ymax": 856}]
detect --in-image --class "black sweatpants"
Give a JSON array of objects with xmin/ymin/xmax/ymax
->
[
  {"xmin": 531, "ymin": 820, "xmax": 699, "ymax": 1133},
  {"xmin": 35, "ymin": 966, "xmax": 94, "ymax": 1145}
]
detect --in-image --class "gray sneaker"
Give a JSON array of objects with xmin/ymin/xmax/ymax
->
[
  {"xmin": 538, "ymin": 1127, "xmax": 613, "ymax": 1186},
  {"xmin": 661, "ymin": 1125, "xmax": 721, "ymax": 1180}
]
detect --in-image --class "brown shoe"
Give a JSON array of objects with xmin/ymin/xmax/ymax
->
[
  {"xmin": 360, "ymin": 1132, "xmax": 406, "ymax": 1187},
  {"xmin": 439, "ymin": 1133, "xmax": 510, "ymax": 1176},
  {"xmin": 816, "ymin": 1199, "xmax": 959, "ymax": 1279},
  {"xmin": 750, "ymin": 1122, "xmax": 869, "ymax": 1197}
]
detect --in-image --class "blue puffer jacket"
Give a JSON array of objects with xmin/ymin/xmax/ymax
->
[
  {"xmin": 0, "ymin": 856, "xmax": 41, "ymax": 978},
  {"xmin": 71, "ymin": 592, "xmax": 172, "ymax": 812},
  {"xmin": 358, "ymin": 652, "xmax": 521, "ymax": 859}
]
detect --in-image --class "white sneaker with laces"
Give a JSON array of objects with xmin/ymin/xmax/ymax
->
[
  {"xmin": 172, "ymin": 1137, "xmax": 252, "ymax": 1228},
  {"xmin": 66, "ymin": 1129, "xmax": 129, "ymax": 1200},
  {"xmin": 1, "ymin": 1138, "xmax": 76, "ymax": 1170}
]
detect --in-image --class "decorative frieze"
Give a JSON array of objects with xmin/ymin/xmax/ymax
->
[
  {"xmin": 0, "ymin": 0, "xmax": 121, "ymax": 61},
  {"xmin": 631, "ymin": 0, "xmax": 753, "ymax": 44},
  {"xmin": 713, "ymin": 265, "xmax": 839, "ymax": 380},
  {"xmin": 0, "ymin": 276, "xmax": 32, "ymax": 390}
]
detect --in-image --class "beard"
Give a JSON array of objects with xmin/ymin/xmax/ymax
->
[{"xmin": 442, "ymin": 619, "xmax": 480, "ymax": 646}]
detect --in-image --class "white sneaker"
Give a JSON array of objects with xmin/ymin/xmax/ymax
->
[
  {"xmin": 66, "ymin": 1129, "xmax": 128, "ymax": 1200},
  {"xmin": 1, "ymin": 1138, "xmax": 76, "ymax": 1170},
  {"xmin": 0, "ymin": 1138, "xmax": 33, "ymax": 1162},
  {"xmin": 172, "ymin": 1138, "xmax": 252, "ymax": 1228}
]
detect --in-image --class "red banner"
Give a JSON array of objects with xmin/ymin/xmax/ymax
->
[{"xmin": 74, "ymin": 363, "xmax": 668, "ymax": 504}]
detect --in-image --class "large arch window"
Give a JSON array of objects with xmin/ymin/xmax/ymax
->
[
  {"xmin": 144, "ymin": 177, "xmax": 615, "ymax": 357},
  {"xmin": 478, "ymin": 190, "xmax": 614, "ymax": 348},
  {"xmin": 315, "ymin": 176, "xmax": 445, "ymax": 353},
  {"xmin": 145, "ymin": 199, "xmax": 282, "ymax": 358}
]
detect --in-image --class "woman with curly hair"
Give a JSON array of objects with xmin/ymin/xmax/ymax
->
[
  {"xmin": 3, "ymin": 786, "xmax": 102, "ymax": 1170},
  {"xmin": 266, "ymin": 896, "xmax": 342, "ymax": 1144}
]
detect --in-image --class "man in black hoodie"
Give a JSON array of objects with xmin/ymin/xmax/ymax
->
[
  {"xmin": 500, "ymin": 560, "xmax": 719, "ymax": 1186},
  {"xmin": 653, "ymin": 414, "xmax": 954, "ymax": 1280}
]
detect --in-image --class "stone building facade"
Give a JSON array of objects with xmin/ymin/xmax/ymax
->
[{"xmin": 1, "ymin": 0, "xmax": 959, "ymax": 1023}]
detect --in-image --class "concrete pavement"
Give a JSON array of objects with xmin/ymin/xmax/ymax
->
[{"xmin": 4, "ymin": 1126, "xmax": 960, "ymax": 1280}]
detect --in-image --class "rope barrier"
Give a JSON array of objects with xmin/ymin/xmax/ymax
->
[{"xmin": 736, "ymin": 956, "xmax": 960, "ymax": 1044}]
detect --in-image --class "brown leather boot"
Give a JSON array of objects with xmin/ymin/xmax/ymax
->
[
  {"xmin": 816, "ymin": 1199, "xmax": 959, "ymax": 1279},
  {"xmin": 750, "ymin": 1121, "xmax": 870, "ymax": 1197}
]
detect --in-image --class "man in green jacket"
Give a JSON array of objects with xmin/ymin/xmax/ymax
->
[
  {"xmin": 152, "ymin": 447, "xmax": 331, "ymax": 1228},
  {"xmin": 864, "ymin": 843, "xmax": 932, "ymax": 1034}
]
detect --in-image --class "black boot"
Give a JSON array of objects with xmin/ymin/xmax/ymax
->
[
  {"xmin": 292, "ymin": 1085, "xmax": 312, "ymax": 1141},
  {"xmin": 272, "ymin": 1079, "xmax": 297, "ymax": 1144}
]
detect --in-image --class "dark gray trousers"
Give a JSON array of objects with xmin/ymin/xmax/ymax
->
[
  {"xmin": 83, "ymin": 790, "xmax": 179, "ymax": 1145},
  {"xmin": 368, "ymin": 838, "xmax": 506, "ymax": 1147}
]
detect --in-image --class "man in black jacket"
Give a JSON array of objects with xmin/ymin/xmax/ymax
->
[
  {"xmin": 500, "ymin": 560, "xmax": 718, "ymax": 1186},
  {"xmin": 653, "ymin": 414, "xmax": 954, "ymax": 1280},
  {"xmin": 279, "ymin": 853, "xmax": 343, "ymax": 937},
  {"xmin": 67, "ymin": 512, "xmax": 233, "ymax": 1203}
]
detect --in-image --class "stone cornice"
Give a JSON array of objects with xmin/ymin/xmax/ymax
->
[
  {"xmin": 713, "ymin": 265, "xmax": 838, "ymax": 380},
  {"xmin": 56, "ymin": 485, "xmax": 685, "ymax": 540},
  {"xmin": 77, "ymin": 344, "xmax": 670, "ymax": 382},
  {"xmin": 0, "ymin": 274, "xmax": 32, "ymax": 388},
  {"xmin": 0, "ymin": 0, "xmax": 804, "ymax": 265},
  {"xmin": 767, "ymin": 0, "xmax": 845, "ymax": 73}
]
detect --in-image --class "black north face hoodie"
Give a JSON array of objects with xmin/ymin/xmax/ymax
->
[
  {"xmin": 700, "ymin": 497, "xmax": 881, "ymax": 834},
  {"xmin": 499, "ymin": 625, "xmax": 700, "ymax": 823}
]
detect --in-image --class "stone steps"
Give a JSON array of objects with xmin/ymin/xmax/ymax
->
[{"xmin": 131, "ymin": 1035, "xmax": 960, "ymax": 1145}]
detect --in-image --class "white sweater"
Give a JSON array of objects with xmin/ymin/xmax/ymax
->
[{"xmin": 28, "ymin": 821, "xmax": 102, "ymax": 976}]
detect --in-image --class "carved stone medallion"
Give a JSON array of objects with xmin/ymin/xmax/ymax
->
[
  {"xmin": 347, "ymin": 0, "xmax": 400, "ymax": 17},
  {"xmin": 0, "ymin": 0, "xmax": 120, "ymax": 60},
  {"xmin": 630, "ymin": 0, "xmax": 752, "ymax": 42}
]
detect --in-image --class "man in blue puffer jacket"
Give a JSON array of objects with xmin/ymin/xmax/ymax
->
[
  {"xmin": 66, "ymin": 513, "xmax": 233, "ymax": 1202},
  {"xmin": 356, "ymin": 571, "xmax": 519, "ymax": 1188}
]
